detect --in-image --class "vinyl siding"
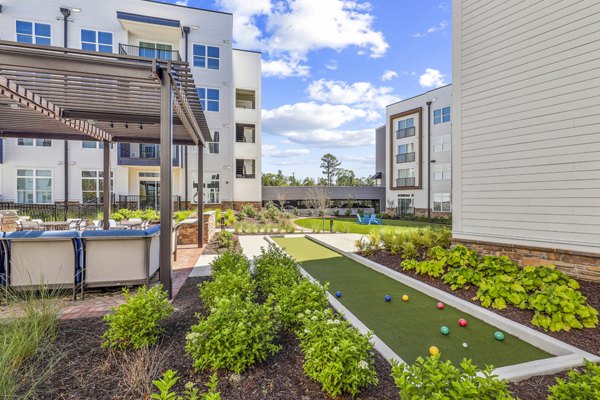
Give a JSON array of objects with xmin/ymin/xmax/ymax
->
[{"xmin": 452, "ymin": 0, "xmax": 600, "ymax": 253}]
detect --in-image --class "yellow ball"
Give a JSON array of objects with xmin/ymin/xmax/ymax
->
[
  {"xmin": 402, "ymin": 295, "xmax": 409, "ymax": 302},
  {"xmin": 429, "ymin": 346, "xmax": 440, "ymax": 356}
]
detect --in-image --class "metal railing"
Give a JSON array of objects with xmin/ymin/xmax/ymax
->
[
  {"xmin": 117, "ymin": 195, "xmax": 183, "ymax": 211},
  {"xmin": 396, "ymin": 152, "xmax": 416, "ymax": 163},
  {"xmin": 395, "ymin": 177, "xmax": 416, "ymax": 187},
  {"xmin": 396, "ymin": 127, "xmax": 416, "ymax": 139},
  {"xmin": 118, "ymin": 43, "xmax": 182, "ymax": 62}
]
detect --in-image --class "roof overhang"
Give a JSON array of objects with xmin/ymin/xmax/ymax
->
[
  {"xmin": 0, "ymin": 41, "xmax": 211, "ymax": 146},
  {"xmin": 117, "ymin": 11, "xmax": 182, "ymax": 43}
]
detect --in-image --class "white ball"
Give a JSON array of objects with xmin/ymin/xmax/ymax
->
[{"xmin": 462, "ymin": 342, "xmax": 468, "ymax": 348}]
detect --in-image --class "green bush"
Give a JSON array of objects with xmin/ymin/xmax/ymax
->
[
  {"xmin": 475, "ymin": 274, "xmax": 529, "ymax": 310},
  {"xmin": 390, "ymin": 356, "xmax": 515, "ymax": 400},
  {"xmin": 253, "ymin": 245, "xmax": 302, "ymax": 296},
  {"xmin": 401, "ymin": 259, "xmax": 446, "ymax": 278},
  {"xmin": 185, "ymin": 297, "xmax": 280, "ymax": 373},
  {"xmin": 152, "ymin": 370, "xmax": 221, "ymax": 400},
  {"xmin": 216, "ymin": 231, "xmax": 234, "ymax": 249},
  {"xmin": 240, "ymin": 204, "xmax": 258, "ymax": 218},
  {"xmin": 529, "ymin": 285, "xmax": 598, "ymax": 331},
  {"xmin": 298, "ymin": 309, "xmax": 378, "ymax": 397},
  {"xmin": 199, "ymin": 271, "xmax": 256, "ymax": 309},
  {"xmin": 210, "ymin": 250, "xmax": 251, "ymax": 277},
  {"xmin": 102, "ymin": 285, "xmax": 173, "ymax": 350},
  {"xmin": 548, "ymin": 360, "xmax": 600, "ymax": 400},
  {"xmin": 270, "ymin": 279, "xmax": 329, "ymax": 331}
]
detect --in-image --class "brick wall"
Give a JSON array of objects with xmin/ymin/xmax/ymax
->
[
  {"xmin": 177, "ymin": 211, "xmax": 216, "ymax": 246},
  {"xmin": 454, "ymin": 238, "xmax": 600, "ymax": 282}
]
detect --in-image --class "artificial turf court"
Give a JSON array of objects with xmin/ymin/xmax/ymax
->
[{"xmin": 273, "ymin": 237, "xmax": 552, "ymax": 368}]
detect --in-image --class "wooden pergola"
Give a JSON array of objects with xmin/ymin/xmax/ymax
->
[{"xmin": 0, "ymin": 40, "xmax": 211, "ymax": 297}]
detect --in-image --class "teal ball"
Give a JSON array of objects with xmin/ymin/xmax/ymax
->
[
  {"xmin": 494, "ymin": 331, "xmax": 505, "ymax": 341},
  {"xmin": 440, "ymin": 326, "xmax": 450, "ymax": 335}
]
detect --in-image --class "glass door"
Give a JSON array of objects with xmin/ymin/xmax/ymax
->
[
  {"xmin": 139, "ymin": 180, "xmax": 160, "ymax": 210},
  {"xmin": 139, "ymin": 41, "xmax": 173, "ymax": 60}
]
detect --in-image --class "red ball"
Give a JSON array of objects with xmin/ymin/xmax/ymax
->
[
  {"xmin": 458, "ymin": 318, "xmax": 468, "ymax": 327},
  {"xmin": 437, "ymin": 302, "xmax": 444, "ymax": 310}
]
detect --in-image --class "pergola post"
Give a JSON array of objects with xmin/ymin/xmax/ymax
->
[
  {"xmin": 197, "ymin": 144, "xmax": 203, "ymax": 247},
  {"xmin": 159, "ymin": 65, "xmax": 173, "ymax": 298},
  {"xmin": 102, "ymin": 140, "xmax": 111, "ymax": 230}
]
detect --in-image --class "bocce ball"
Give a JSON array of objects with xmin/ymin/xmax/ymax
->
[
  {"xmin": 429, "ymin": 346, "xmax": 440, "ymax": 356},
  {"xmin": 458, "ymin": 318, "xmax": 468, "ymax": 327},
  {"xmin": 463, "ymin": 342, "xmax": 468, "ymax": 348},
  {"xmin": 385, "ymin": 294, "xmax": 392, "ymax": 302},
  {"xmin": 402, "ymin": 294, "xmax": 409, "ymax": 302},
  {"xmin": 335, "ymin": 291, "xmax": 342, "ymax": 298},
  {"xmin": 437, "ymin": 302, "xmax": 445, "ymax": 310},
  {"xmin": 494, "ymin": 331, "xmax": 505, "ymax": 341},
  {"xmin": 440, "ymin": 326, "xmax": 450, "ymax": 335}
]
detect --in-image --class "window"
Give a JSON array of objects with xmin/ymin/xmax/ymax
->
[
  {"xmin": 397, "ymin": 117, "xmax": 414, "ymax": 130},
  {"xmin": 433, "ymin": 106, "xmax": 451, "ymax": 124},
  {"xmin": 18, "ymin": 138, "xmax": 51, "ymax": 147},
  {"xmin": 82, "ymin": 141, "xmax": 105, "ymax": 149},
  {"xmin": 81, "ymin": 29, "xmax": 113, "ymax": 53},
  {"xmin": 139, "ymin": 172, "xmax": 160, "ymax": 178},
  {"xmin": 16, "ymin": 21, "xmax": 51, "ymax": 45},
  {"xmin": 236, "ymin": 159, "xmax": 256, "ymax": 179},
  {"xmin": 433, "ymin": 135, "xmax": 451, "ymax": 152},
  {"xmin": 397, "ymin": 143, "xmax": 414, "ymax": 154},
  {"xmin": 81, "ymin": 170, "xmax": 113, "ymax": 203},
  {"xmin": 139, "ymin": 42, "xmax": 173, "ymax": 60},
  {"xmin": 17, "ymin": 169, "xmax": 52, "ymax": 204},
  {"xmin": 398, "ymin": 168, "xmax": 415, "ymax": 179},
  {"xmin": 193, "ymin": 44, "xmax": 220, "ymax": 69},
  {"xmin": 197, "ymin": 88, "xmax": 220, "ymax": 112},
  {"xmin": 208, "ymin": 131, "xmax": 220, "ymax": 154},
  {"xmin": 236, "ymin": 89, "xmax": 256, "ymax": 109},
  {"xmin": 433, "ymin": 163, "xmax": 451, "ymax": 181},
  {"xmin": 433, "ymin": 193, "xmax": 451, "ymax": 212},
  {"xmin": 236, "ymin": 124, "xmax": 256, "ymax": 143},
  {"xmin": 397, "ymin": 194, "xmax": 414, "ymax": 216},
  {"xmin": 139, "ymin": 144, "xmax": 159, "ymax": 158},
  {"xmin": 204, "ymin": 173, "xmax": 220, "ymax": 204},
  {"xmin": 396, "ymin": 168, "xmax": 415, "ymax": 187}
]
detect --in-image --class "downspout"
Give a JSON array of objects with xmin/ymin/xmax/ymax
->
[
  {"xmin": 60, "ymin": 8, "xmax": 71, "ymax": 210},
  {"xmin": 183, "ymin": 26, "xmax": 190, "ymax": 209},
  {"xmin": 426, "ymin": 101, "xmax": 432, "ymax": 220}
]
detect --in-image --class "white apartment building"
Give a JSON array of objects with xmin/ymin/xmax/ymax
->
[
  {"xmin": 383, "ymin": 84, "xmax": 452, "ymax": 217},
  {"xmin": 452, "ymin": 1, "xmax": 600, "ymax": 278},
  {"xmin": 0, "ymin": 0, "xmax": 262, "ymax": 209}
]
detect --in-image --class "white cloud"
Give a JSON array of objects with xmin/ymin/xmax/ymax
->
[
  {"xmin": 325, "ymin": 59, "xmax": 339, "ymax": 71},
  {"xmin": 262, "ymin": 144, "xmax": 310, "ymax": 158},
  {"xmin": 381, "ymin": 69, "xmax": 398, "ymax": 81},
  {"xmin": 273, "ymin": 128, "xmax": 375, "ymax": 147},
  {"xmin": 438, "ymin": 2, "xmax": 450, "ymax": 12},
  {"xmin": 419, "ymin": 68, "xmax": 446, "ymax": 88},
  {"xmin": 175, "ymin": 0, "xmax": 189, "ymax": 5},
  {"xmin": 262, "ymin": 56, "xmax": 310, "ymax": 78},
  {"xmin": 216, "ymin": 0, "xmax": 388, "ymax": 78},
  {"xmin": 413, "ymin": 20, "xmax": 448, "ymax": 38},
  {"xmin": 307, "ymin": 79, "xmax": 399, "ymax": 111}
]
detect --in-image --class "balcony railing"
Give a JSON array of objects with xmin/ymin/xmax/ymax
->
[
  {"xmin": 396, "ymin": 152, "xmax": 416, "ymax": 163},
  {"xmin": 236, "ymin": 100, "xmax": 255, "ymax": 109},
  {"xmin": 118, "ymin": 144, "xmax": 180, "ymax": 167},
  {"xmin": 118, "ymin": 44, "xmax": 182, "ymax": 62},
  {"xmin": 397, "ymin": 127, "xmax": 416, "ymax": 139},
  {"xmin": 396, "ymin": 177, "xmax": 416, "ymax": 187}
]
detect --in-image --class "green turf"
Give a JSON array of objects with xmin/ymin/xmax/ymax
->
[
  {"xmin": 294, "ymin": 217, "xmax": 443, "ymax": 234},
  {"xmin": 273, "ymin": 237, "xmax": 552, "ymax": 368}
]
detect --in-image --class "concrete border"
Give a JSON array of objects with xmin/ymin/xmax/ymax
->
[{"xmin": 268, "ymin": 234, "xmax": 599, "ymax": 382}]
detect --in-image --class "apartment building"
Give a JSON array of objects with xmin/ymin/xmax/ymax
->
[
  {"xmin": 382, "ymin": 84, "xmax": 452, "ymax": 217},
  {"xmin": 452, "ymin": 1, "xmax": 600, "ymax": 279},
  {"xmin": 0, "ymin": 0, "xmax": 262, "ymax": 210}
]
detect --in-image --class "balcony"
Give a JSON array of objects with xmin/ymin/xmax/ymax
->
[
  {"xmin": 236, "ymin": 89, "xmax": 256, "ymax": 109},
  {"xmin": 118, "ymin": 44, "xmax": 181, "ymax": 62},
  {"xmin": 118, "ymin": 143, "xmax": 181, "ymax": 167},
  {"xmin": 396, "ymin": 152, "xmax": 416, "ymax": 163},
  {"xmin": 396, "ymin": 177, "xmax": 416, "ymax": 187},
  {"xmin": 397, "ymin": 127, "xmax": 416, "ymax": 139},
  {"xmin": 0, "ymin": 139, "xmax": 3, "ymax": 164}
]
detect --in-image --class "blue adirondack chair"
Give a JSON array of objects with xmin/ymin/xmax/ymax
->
[
  {"xmin": 356, "ymin": 213, "xmax": 369, "ymax": 225},
  {"xmin": 368, "ymin": 214, "xmax": 382, "ymax": 225}
]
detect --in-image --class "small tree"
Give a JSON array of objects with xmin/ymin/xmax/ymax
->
[
  {"xmin": 307, "ymin": 187, "xmax": 331, "ymax": 231},
  {"xmin": 320, "ymin": 153, "xmax": 342, "ymax": 186}
]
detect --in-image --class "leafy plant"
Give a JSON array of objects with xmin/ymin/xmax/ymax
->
[
  {"xmin": 401, "ymin": 259, "xmax": 446, "ymax": 278},
  {"xmin": 151, "ymin": 370, "xmax": 221, "ymax": 400},
  {"xmin": 270, "ymin": 279, "xmax": 329, "ymax": 331},
  {"xmin": 102, "ymin": 285, "xmax": 173, "ymax": 350},
  {"xmin": 216, "ymin": 231, "xmax": 234, "ymax": 249},
  {"xmin": 199, "ymin": 271, "xmax": 256, "ymax": 309},
  {"xmin": 253, "ymin": 245, "xmax": 303, "ymax": 296},
  {"xmin": 210, "ymin": 250, "xmax": 251, "ymax": 277},
  {"xmin": 240, "ymin": 204, "xmax": 257, "ymax": 218},
  {"xmin": 390, "ymin": 356, "xmax": 515, "ymax": 400},
  {"xmin": 185, "ymin": 297, "xmax": 280, "ymax": 373},
  {"xmin": 429, "ymin": 245, "xmax": 478, "ymax": 268},
  {"xmin": 400, "ymin": 241, "xmax": 418, "ymax": 260},
  {"xmin": 442, "ymin": 266, "xmax": 483, "ymax": 290},
  {"xmin": 298, "ymin": 309, "xmax": 378, "ymax": 397},
  {"xmin": 344, "ymin": 208, "xmax": 352, "ymax": 216},
  {"xmin": 475, "ymin": 274, "xmax": 529, "ymax": 310},
  {"xmin": 548, "ymin": 359, "xmax": 600, "ymax": 400},
  {"xmin": 518, "ymin": 265, "xmax": 578, "ymax": 292},
  {"xmin": 529, "ymin": 284, "xmax": 598, "ymax": 331}
]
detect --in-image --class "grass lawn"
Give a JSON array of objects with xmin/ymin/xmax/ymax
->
[
  {"xmin": 273, "ymin": 237, "xmax": 552, "ymax": 368},
  {"xmin": 294, "ymin": 217, "xmax": 446, "ymax": 234}
]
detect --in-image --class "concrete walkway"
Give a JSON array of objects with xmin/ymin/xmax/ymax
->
[
  {"xmin": 238, "ymin": 235, "xmax": 270, "ymax": 259},
  {"xmin": 189, "ymin": 254, "xmax": 218, "ymax": 277},
  {"xmin": 306, "ymin": 233, "xmax": 364, "ymax": 253}
]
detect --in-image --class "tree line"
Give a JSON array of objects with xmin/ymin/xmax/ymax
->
[{"xmin": 262, "ymin": 153, "xmax": 375, "ymax": 187}]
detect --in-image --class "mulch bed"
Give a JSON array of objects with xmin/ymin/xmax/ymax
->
[
  {"xmin": 363, "ymin": 251, "xmax": 600, "ymax": 400},
  {"xmin": 28, "ymin": 276, "xmax": 399, "ymax": 400}
]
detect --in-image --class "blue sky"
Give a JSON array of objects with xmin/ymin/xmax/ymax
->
[{"xmin": 160, "ymin": 0, "xmax": 452, "ymax": 180}]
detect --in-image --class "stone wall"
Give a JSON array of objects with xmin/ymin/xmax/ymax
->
[
  {"xmin": 454, "ymin": 238, "xmax": 600, "ymax": 282},
  {"xmin": 177, "ymin": 211, "xmax": 216, "ymax": 246}
]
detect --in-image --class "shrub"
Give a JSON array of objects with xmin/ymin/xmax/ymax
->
[
  {"xmin": 401, "ymin": 259, "xmax": 446, "ymax": 278},
  {"xmin": 216, "ymin": 231, "xmax": 234, "ymax": 249},
  {"xmin": 185, "ymin": 297, "xmax": 280, "ymax": 373},
  {"xmin": 240, "ymin": 204, "xmax": 258, "ymax": 218},
  {"xmin": 333, "ymin": 208, "xmax": 340, "ymax": 216},
  {"xmin": 253, "ymin": 245, "xmax": 302, "ymax": 296},
  {"xmin": 391, "ymin": 356, "xmax": 515, "ymax": 400},
  {"xmin": 210, "ymin": 250, "xmax": 250, "ymax": 277},
  {"xmin": 199, "ymin": 271, "xmax": 256, "ymax": 309},
  {"xmin": 215, "ymin": 209, "xmax": 237, "ymax": 227},
  {"xmin": 475, "ymin": 274, "xmax": 529, "ymax": 310},
  {"xmin": 306, "ymin": 209, "xmax": 313, "ymax": 217},
  {"xmin": 400, "ymin": 241, "xmax": 418, "ymax": 260},
  {"xmin": 102, "ymin": 285, "xmax": 173, "ymax": 350},
  {"xmin": 344, "ymin": 208, "xmax": 352, "ymax": 216},
  {"xmin": 271, "ymin": 279, "xmax": 329, "ymax": 331},
  {"xmin": 548, "ymin": 359, "xmax": 600, "ymax": 400},
  {"xmin": 264, "ymin": 201, "xmax": 280, "ymax": 220},
  {"xmin": 152, "ymin": 370, "xmax": 221, "ymax": 400},
  {"xmin": 529, "ymin": 284, "xmax": 598, "ymax": 331},
  {"xmin": 292, "ymin": 208, "xmax": 301, "ymax": 217},
  {"xmin": 298, "ymin": 309, "xmax": 378, "ymax": 397}
]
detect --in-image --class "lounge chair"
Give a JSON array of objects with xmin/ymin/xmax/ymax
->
[
  {"xmin": 16, "ymin": 219, "xmax": 45, "ymax": 231},
  {"xmin": 368, "ymin": 214, "xmax": 382, "ymax": 225},
  {"xmin": 66, "ymin": 218, "xmax": 82, "ymax": 230},
  {"xmin": 356, "ymin": 213, "xmax": 370, "ymax": 225}
]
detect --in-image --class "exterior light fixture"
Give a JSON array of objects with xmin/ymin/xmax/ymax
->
[
  {"xmin": 125, "ymin": 123, "xmax": 129, "ymax": 128},
  {"xmin": 191, "ymin": 26, "xmax": 199, "ymax": 30},
  {"xmin": 109, "ymin": 122, "xmax": 114, "ymax": 128},
  {"xmin": 9, "ymin": 103, "xmax": 20, "ymax": 110},
  {"xmin": 72, "ymin": 7, "xmax": 81, "ymax": 13},
  {"xmin": 139, "ymin": 124, "xmax": 143, "ymax": 129}
]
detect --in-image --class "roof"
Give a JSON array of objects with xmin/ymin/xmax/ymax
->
[{"xmin": 0, "ymin": 41, "xmax": 211, "ymax": 145}]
